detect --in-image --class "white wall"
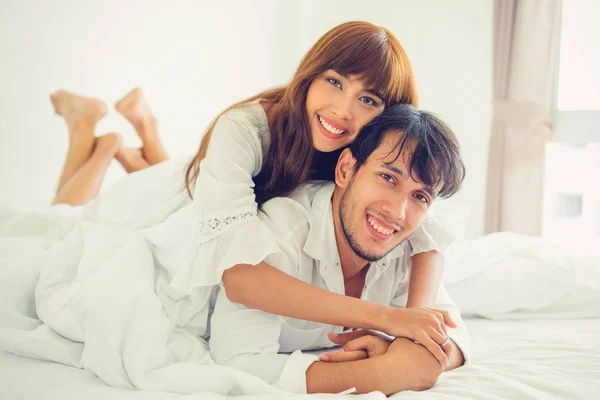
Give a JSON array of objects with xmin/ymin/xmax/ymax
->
[{"xmin": 0, "ymin": 0, "xmax": 492, "ymax": 238}]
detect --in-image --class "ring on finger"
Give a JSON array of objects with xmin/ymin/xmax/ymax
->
[{"xmin": 440, "ymin": 337, "xmax": 450, "ymax": 347}]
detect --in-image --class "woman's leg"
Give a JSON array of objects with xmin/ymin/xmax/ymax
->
[
  {"xmin": 115, "ymin": 146, "xmax": 151, "ymax": 173},
  {"xmin": 51, "ymin": 90, "xmax": 108, "ymax": 194},
  {"xmin": 115, "ymin": 88, "xmax": 169, "ymax": 166},
  {"xmin": 52, "ymin": 133, "xmax": 122, "ymax": 206}
]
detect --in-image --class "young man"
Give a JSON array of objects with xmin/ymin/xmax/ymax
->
[{"xmin": 209, "ymin": 105, "xmax": 470, "ymax": 395}]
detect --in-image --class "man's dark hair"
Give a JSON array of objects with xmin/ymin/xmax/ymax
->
[{"xmin": 349, "ymin": 104, "xmax": 466, "ymax": 198}]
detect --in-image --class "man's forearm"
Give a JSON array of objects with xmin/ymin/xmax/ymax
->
[
  {"xmin": 307, "ymin": 337, "xmax": 455, "ymax": 394},
  {"xmin": 445, "ymin": 339, "xmax": 465, "ymax": 371},
  {"xmin": 306, "ymin": 357, "xmax": 399, "ymax": 395},
  {"xmin": 306, "ymin": 337, "xmax": 446, "ymax": 396}
]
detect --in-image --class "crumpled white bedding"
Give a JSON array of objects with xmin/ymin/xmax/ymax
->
[
  {"xmin": 0, "ymin": 159, "xmax": 300, "ymax": 396},
  {"xmin": 2, "ymin": 318, "xmax": 599, "ymax": 399},
  {"xmin": 0, "ymin": 219, "xmax": 294, "ymax": 396}
]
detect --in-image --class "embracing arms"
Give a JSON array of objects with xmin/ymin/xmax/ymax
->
[
  {"xmin": 222, "ymin": 260, "xmax": 459, "ymax": 368},
  {"xmin": 306, "ymin": 337, "xmax": 446, "ymax": 394},
  {"xmin": 209, "ymin": 286, "xmax": 449, "ymax": 395}
]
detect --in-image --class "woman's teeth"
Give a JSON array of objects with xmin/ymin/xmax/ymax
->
[
  {"xmin": 367, "ymin": 215, "xmax": 394, "ymax": 236},
  {"xmin": 319, "ymin": 116, "xmax": 346, "ymax": 135}
]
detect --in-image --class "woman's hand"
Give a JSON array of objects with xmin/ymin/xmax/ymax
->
[
  {"xmin": 318, "ymin": 330, "xmax": 392, "ymax": 362},
  {"xmin": 381, "ymin": 307, "xmax": 457, "ymax": 368}
]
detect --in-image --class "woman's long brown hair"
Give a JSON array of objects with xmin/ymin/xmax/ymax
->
[{"xmin": 184, "ymin": 21, "xmax": 418, "ymax": 205}]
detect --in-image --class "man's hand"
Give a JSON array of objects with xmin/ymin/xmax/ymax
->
[{"xmin": 318, "ymin": 330, "xmax": 392, "ymax": 362}]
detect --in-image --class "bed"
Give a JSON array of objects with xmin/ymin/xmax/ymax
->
[{"xmin": 1, "ymin": 318, "xmax": 598, "ymax": 399}]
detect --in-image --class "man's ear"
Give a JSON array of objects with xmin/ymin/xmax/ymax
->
[{"xmin": 335, "ymin": 148, "xmax": 356, "ymax": 189}]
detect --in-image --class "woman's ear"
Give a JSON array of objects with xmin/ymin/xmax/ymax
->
[{"xmin": 335, "ymin": 148, "xmax": 356, "ymax": 188}]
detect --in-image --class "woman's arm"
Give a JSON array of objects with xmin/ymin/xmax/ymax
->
[
  {"xmin": 406, "ymin": 250, "xmax": 445, "ymax": 309},
  {"xmin": 222, "ymin": 262, "xmax": 393, "ymax": 331},
  {"xmin": 224, "ymin": 260, "xmax": 461, "ymax": 367}
]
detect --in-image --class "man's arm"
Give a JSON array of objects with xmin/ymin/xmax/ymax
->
[
  {"xmin": 307, "ymin": 337, "xmax": 444, "ymax": 394},
  {"xmin": 444, "ymin": 338, "xmax": 465, "ymax": 371},
  {"xmin": 209, "ymin": 286, "xmax": 443, "ymax": 394}
]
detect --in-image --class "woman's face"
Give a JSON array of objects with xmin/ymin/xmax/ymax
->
[{"xmin": 305, "ymin": 69, "xmax": 386, "ymax": 152}]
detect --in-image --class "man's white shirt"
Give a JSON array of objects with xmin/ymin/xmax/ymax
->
[{"xmin": 209, "ymin": 182, "xmax": 472, "ymax": 394}]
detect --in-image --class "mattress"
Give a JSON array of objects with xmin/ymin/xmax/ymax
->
[{"xmin": 1, "ymin": 318, "xmax": 598, "ymax": 400}]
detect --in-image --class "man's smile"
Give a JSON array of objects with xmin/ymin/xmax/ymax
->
[{"xmin": 365, "ymin": 213, "xmax": 398, "ymax": 242}]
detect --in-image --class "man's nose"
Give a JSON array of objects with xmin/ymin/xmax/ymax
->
[{"xmin": 383, "ymin": 194, "xmax": 408, "ymax": 222}]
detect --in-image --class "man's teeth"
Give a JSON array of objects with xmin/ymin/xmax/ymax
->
[
  {"xmin": 319, "ymin": 116, "xmax": 346, "ymax": 135},
  {"xmin": 367, "ymin": 216, "xmax": 394, "ymax": 235}
]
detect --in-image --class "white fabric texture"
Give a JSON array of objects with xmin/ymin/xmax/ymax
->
[
  {"xmin": 444, "ymin": 232, "xmax": 600, "ymax": 319},
  {"xmin": 209, "ymin": 183, "xmax": 472, "ymax": 394},
  {"xmin": 0, "ymin": 216, "xmax": 290, "ymax": 395},
  {"xmin": 3, "ymin": 318, "xmax": 598, "ymax": 400}
]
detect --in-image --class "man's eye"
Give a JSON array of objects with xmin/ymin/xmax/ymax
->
[
  {"xmin": 415, "ymin": 193, "xmax": 429, "ymax": 204},
  {"xmin": 360, "ymin": 96, "xmax": 378, "ymax": 106},
  {"xmin": 381, "ymin": 174, "xmax": 394, "ymax": 183},
  {"xmin": 327, "ymin": 78, "xmax": 342, "ymax": 88}
]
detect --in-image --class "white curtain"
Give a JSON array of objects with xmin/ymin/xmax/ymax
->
[{"xmin": 485, "ymin": 0, "xmax": 561, "ymax": 236}]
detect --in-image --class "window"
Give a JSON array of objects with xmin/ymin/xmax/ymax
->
[{"xmin": 543, "ymin": 0, "xmax": 600, "ymax": 252}]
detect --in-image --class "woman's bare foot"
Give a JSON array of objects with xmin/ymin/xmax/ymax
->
[
  {"xmin": 116, "ymin": 88, "xmax": 168, "ymax": 165},
  {"xmin": 115, "ymin": 146, "xmax": 151, "ymax": 173},
  {"xmin": 115, "ymin": 88, "xmax": 156, "ymax": 138},
  {"xmin": 51, "ymin": 90, "xmax": 108, "ymax": 132},
  {"xmin": 93, "ymin": 132, "xmax": 123, "ymax": 161}
]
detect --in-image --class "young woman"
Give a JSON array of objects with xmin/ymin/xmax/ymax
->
[{"xmin": 21, "ymin": 21, "xmax": 458, "ymax": 368}]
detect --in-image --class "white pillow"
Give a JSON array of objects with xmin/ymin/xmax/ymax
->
[
  {"xmin": 428, "ymin": 200, "xmax": 471, "ymax": 243},
  {"xmin": 443, "ymin": 232, "xmax": 600, "ymax": 319}
]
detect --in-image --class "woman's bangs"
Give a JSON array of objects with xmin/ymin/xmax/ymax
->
[{"xmin": 331, "ymin": 42, "xmax": 403, "ymax": 107}]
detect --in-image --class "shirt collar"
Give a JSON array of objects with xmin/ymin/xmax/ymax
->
[
  {"xmin": 303, "ymin": 183, "xmax": 406, "ymax": 266},
  {"xmin": 303, "ymin": 183, "xmax": 336, "ymax": 262}
]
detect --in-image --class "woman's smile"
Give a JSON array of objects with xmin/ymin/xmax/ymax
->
[{"xmin": 317, "ymin": 114, "xmax": 349, "ymax": 139}]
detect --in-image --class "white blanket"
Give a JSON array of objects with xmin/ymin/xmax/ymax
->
[{"xmin": 1, "ymin": 218, "xmax": 304, "ymax": 396}]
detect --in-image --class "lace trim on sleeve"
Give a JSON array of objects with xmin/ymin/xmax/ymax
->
[{"xmin": 198, "ymin": 207, "xmax": 257, "ymax": 243}]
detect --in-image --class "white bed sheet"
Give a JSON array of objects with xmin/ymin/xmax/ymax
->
[{"xmin": 2, "ymin": 318, "xmax": 598, "ymax": 400}]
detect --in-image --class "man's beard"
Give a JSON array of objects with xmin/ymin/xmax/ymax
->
[{"xmin": 339, "ymin": 181, "xmax": 397, "ymax": 262}]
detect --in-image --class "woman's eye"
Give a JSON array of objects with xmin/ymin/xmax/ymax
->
[
  {"xmin": 415, "ymin": 193, "xmax": 429, "ymax": 204},
  {"xmin": 327, "ymin": 78, "xmax": 342, "ymax": 88},
  {"xmin": 360, "ymin": 96, "xmax": 378, "ymax": 106}
]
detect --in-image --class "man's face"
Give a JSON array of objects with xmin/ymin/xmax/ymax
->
[{"xmin": 336, "ymin": 132, "xmax": 437, "ymax": 261}]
